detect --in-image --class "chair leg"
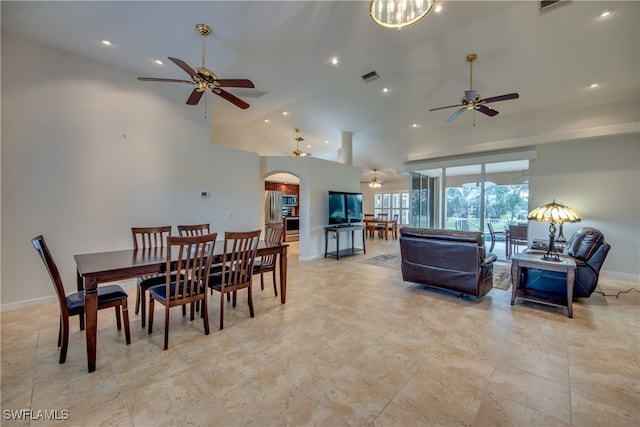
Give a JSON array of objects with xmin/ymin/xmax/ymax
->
[
  {"xmin": 219, "ymin": 294, "xmax": 225, "ymax": 330},
  {"xmin": 232, "ymin": 291, "xmax": 237, "ymax": 307},
  {"xmin": 140, "ymin": 286, "xmax": 146, "ymax": 328},
  {"xmin": 163, "ymin": 306, "xmax": 170, "ymax": 351},
  {"xmin": 272, "ymin": 269, "xmax": 278, "ymax": 297},
  {"xmin": 59, "ymin": 314, "xmax": 69, "ymax": 364},
  {"xmin": 122, "ymin": 299, "xmax": 131, "ymax": 345},
  {"xmin": 134, "ymin": 284, "xmax": 141, "ymax": 315},
  {"xmin": 115, "ymin": 306, "xmax": 122, "ymax": 331},
  {"xmin": 147, "ymin": 296, "xmax": 154, "ymax": 334},
  {"xmin": 202, "ymin": 298, "xmax": 210, "ymax": 336},
  {"xmin": 248, "ymin": 286, "xmax": 254, "ymax": 318},
  {"xmin": 260, "ymin": 273, "xmax": 265, "ymax": 290}
]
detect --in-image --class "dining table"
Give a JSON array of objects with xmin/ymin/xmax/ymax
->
[
  {"xmin": 75, "ymin": 240, "xmax": 288, "ymax": 373},
  {"xmin": 363, "ymin": 218, "xmax": 394, "ymax": 240}
]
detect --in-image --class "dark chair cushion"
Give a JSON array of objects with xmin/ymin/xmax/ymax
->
[
  {"xmin": 148, "ymin": 281, "xmax": 202, "ymax": 302},
  {"xmin": 66, "ymin": 285, "xmax": 128, "ymax": 311}
]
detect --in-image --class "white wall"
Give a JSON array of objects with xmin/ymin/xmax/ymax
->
[
  {"xmin": 1, "ymin": 32, "xmax": 262, "ymax": 309},
  {"xmin": 528, "ymin": 133, "xmax": 640, "ymax": 279},
  {"xmin": 262, "ymin": 156, "xmax": 362, "ymax": 260}
]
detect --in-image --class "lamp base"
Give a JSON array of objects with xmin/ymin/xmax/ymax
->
[{"xmin": 541, "ymin": 254, "xmax": 562, "ymax": 262}]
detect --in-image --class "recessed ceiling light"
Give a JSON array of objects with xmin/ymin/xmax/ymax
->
[
  {"xmin": 382, "ymin": 87, "xmax": 389, "ymax": 93},
  {"xmin": 600, "ymin": 10, "xmax": 611, "ymax": 18},
  {"xmin": 435, "ymin": 5, "xmax": 443, "ymax": 13},
  {"xmin": 412, "ymin": 123, "xmax": 418, "ymax": 128},
  {"xmin": 101, "ymin": 40, "xmax": 111, "ymax": 46},
  {"xmin": 330, "ymin": 56, "xmax": 339, "ymax": 66},
  {"xmin": 264, "ymin": 119, "xmax": 270, "ymax": 123},
  {"xmin": 154, "ymin": 59, "xmax": 163, "ymax": 65},
  {"xmin": 589, "ymin": 82, "xmax": 600, "ymax": 88},
  {"xmin": 282, "ymin": 111, "xmax": 288, "ymax": 116}
]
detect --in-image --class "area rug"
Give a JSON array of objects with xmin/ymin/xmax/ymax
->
[{"xmin": 359, "ymin": 253, "xmax": 512, "ymax": 291}]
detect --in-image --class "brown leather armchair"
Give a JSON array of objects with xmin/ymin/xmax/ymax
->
[
  {"xmin": 399, "ymin": 228, "xmax": 497, "ymax": 298},
  {"xmin": 522, "ymin": 227, "xmax": 610, "ymax": 298}
]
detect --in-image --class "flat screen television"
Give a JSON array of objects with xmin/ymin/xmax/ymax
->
[{"xmin": 328, "ymin": 191, "xmax": 363, "ymax": 225}]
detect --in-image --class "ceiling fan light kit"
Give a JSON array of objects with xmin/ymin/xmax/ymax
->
[
  {"xmin": 368, "ymin": 169, "xmax": 383, "ymax": 188},
  {"xmin": 137, "ymin": 24, "xmax": 254, "ymax": 109},
  {"xmin": 292, "ymin": 128, "xmax": 311, "ymax": 157},
  {"xmin": 370, "ymin": 0, "xmax": 436, "ymax": 30},
  {"xmin": 429, "ymin": 53, "xmax": 519, "ymax": 123}
]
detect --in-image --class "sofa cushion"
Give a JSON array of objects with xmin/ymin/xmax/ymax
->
[{"xmin": 399, "ymin": 227, "xmax": 484, "ymax": 245}]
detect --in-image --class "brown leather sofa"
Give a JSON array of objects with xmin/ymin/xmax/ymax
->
[
  {"xmin": 399, "ymin": 228, "xmax": 497, "ymax": 298},
  {"xmin": 522, "ymin": 227, "xmax": 610, "ymax": 298}
]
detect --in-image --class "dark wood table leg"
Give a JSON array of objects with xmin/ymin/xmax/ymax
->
[
  {"xmin": 279, "ymin": 246, "xmax": 287, "ymax": 304},
  {"xmin": 336, "ymin": 230, "xmax": 340, "ymax": 260},
  {"xmin": 83, "ymin": 275, "xmax": 98, "ymax": 373},
  {"xmin": 76, "ymin": 270, "xmax": 85, "ymax": 330},
  {"xmin": 324, "ymin": 228, "xmax": 329, "ymax": 258}
]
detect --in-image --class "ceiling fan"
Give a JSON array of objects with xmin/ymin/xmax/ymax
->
[
  {"xmin": 137, "ymin": 24, "xmax": 254, "ymax": 109},
  {"xmin": 292, "ymin": 129, "xmax": 311, "ymax": 157},
  {"xmin": 429, "ymin": 53, "xmax": 519, "ymax": 122}
]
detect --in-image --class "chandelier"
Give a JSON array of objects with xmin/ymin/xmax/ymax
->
[{"xmin": 370, "ymin": 0, "xmax": 436, "ymax": 30}]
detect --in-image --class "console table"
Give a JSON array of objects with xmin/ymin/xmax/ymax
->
[
  {"xmin": 510, "ymin": 252, "xmax": 577, "ymax": 318},
  {"xmin": 324, "ymin": 225, "xmax": 366, "ymax": 260}
]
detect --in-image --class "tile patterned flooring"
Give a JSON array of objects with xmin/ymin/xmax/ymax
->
[{"xmin": 2, "ymin": 238, "xmax": 639, "ymax": 426}]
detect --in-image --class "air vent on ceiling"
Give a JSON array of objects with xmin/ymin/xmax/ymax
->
[
  {"xmin": 540, "ymin": 0, "xmax": 571, "ymax": 13},
  {"xmin": 362, "ymin": 71, "xmax": 379, "ymax": 83}
]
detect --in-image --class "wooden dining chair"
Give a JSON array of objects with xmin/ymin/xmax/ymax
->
[
  {"xmin": 375, "ymin": 213, "xmax": 389, "ymax": 239},
  {"xmin": 387, "ymin": 214, "xmax": 399, "ymax": 240},
  {"xmin": 177, "ymin": 223, "xmax": 210, "ymax": 237},
  {"xmin": 364, "ymin": 213, "xmax": 375, "ymax": 238},
  {"xmin": 487, "ymin": 222, "xmax": 506, "ymax": 256},
  {"xmin": 131, "ymin": 226, "xmax": 175, "ymax": 328},
  {"xmin": 253, "ymin": 223, "xmax": 284, "ymax": 296},
  {"xmin": 147, "ymin": 233, "xmax": 217, "ymax": 350},
  {"xmin": 207, "ymin": 230, "xmax": 261, "ymax": 329},
  {"xmin": 507, "ymin": 224, "xmax": 528, "ymax": 258},
  {"xmin": 31, "ymin": 235, "xmax": 131, "ymax": 363}
]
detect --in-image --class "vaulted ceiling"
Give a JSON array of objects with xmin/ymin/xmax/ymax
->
[{"xmin": 3, "ymin": 1, "xmax": 638, "ymax": 182}]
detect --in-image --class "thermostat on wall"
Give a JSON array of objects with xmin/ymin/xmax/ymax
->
[{"xmin": 200, "ymin": 191, "xmax": 210, "ymax": 198}]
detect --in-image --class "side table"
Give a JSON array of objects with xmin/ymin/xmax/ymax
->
[{"xmin": 510, "ymin": 252, "xmax": 577, "ymax": 318}]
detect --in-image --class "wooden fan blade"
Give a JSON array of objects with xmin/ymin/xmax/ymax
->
[
  {"xmin": 482, "ymin": 92, "xmax": 519, "ymax": 104},
  {"xmin": 215, "ymin": 79, "xmax": 255, "ymax": 88},
  {"xmin": 137, "ymin": 77, "xmax": 194, "ymax": 84},
  {"xmin": 213, "ymin": 89, "xmax": 250, "ymax": 109},
  {"xmin": 186, "ymin": 89, "xmax": 204, "ymax": 105},
  {"xmin": 477, "ymin": 105, "xmax": 499, "ymax": 117},
  {"xmin": 446, "ymin": 108, "xmax": 465, "ymax": 122},
  {"xmin": 168, "ymin": 57, "xmax": 197, "ymax": 79},
  {"xmin": 429, "ymin": 104, "xmax": 462, "ymax": 112}
]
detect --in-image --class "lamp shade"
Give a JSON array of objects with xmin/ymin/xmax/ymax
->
[
  {"xmin": 370, "ymin": 0, "xmax": 435, "ymax": 30},
  {"xmin": 527, "ymin": 200, "xmax": 582, "ymax": 224}
]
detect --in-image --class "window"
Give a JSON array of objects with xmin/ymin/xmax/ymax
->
[{"xmin": 374, "ymin": 191, "xmax": 410, "ymax": 225}]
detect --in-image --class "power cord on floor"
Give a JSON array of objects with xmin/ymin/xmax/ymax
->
[{"xmin": 594, "ymin": 288, "xmax": 640, "ymax": 298}]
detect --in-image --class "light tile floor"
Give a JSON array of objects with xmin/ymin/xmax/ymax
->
[{"xmin": 2, "ymin": 238, "xmax": 639, "ymax": 426}]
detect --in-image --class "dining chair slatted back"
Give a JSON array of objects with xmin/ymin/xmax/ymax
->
[
  {"xmin": 364, "ymin": 213, "xmax": 375, "ymax": 238},
  {"xmin": 31, "ymin": 235, "xmax": 131, "ymax": 363},
  {"xmin": 131, "ymin": 226, "xmax": 173, "ymax": 327},
  {"xmin": 208, "ymin": 230, "xmax": 261, "ymax": 329},
  {"xmin": 177, "ymin": 223, "xmax": 210, "ymax": 237},
  {"xmin": 147, "ymin": 233, "xmax": 217, "ymax": 350},
  {"xmin": 375, "ymin": 213, "xmax": 390, "ymax": 238},
  {"xmin": 253, "ymin": 223, "xmax": 284, "ymax": 296},
  {"xmin": 389, "ymin": 214, "xmax": 399, "ymax": 239},
  {"xmin": 508, "ymin": 224, "xmax": 528, "ymax": 258}
]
